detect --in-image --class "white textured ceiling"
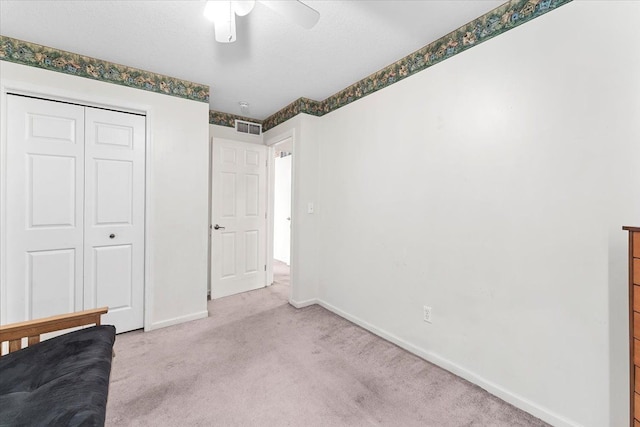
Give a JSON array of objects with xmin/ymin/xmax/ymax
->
[{"xmin": 0, "ymin": 0, "xmax": 505, "ymax": 119}]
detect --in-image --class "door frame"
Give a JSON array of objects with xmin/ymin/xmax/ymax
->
[
  {"xmin": 265, "ymin": 129, "xmax": 296, "ymax": 300},
  {"xmin": 0, "ymin": 80, "xmax": 153, "ymax": 330}
]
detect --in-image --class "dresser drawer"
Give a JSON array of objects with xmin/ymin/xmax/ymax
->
[
  {"xmin": 635, "ymin": 259, "xmax": 640, "ymax": 285},
  {"xmin": 633, "ymin": 232, "xmax": 640, "ymax": 258},
  {"xmin": 635, "ymin": 340, "xmax": 640, "ymax": 366},
  {"xmin": 636, "ymin": 392, "xmax": 640, "ymax": 422}
]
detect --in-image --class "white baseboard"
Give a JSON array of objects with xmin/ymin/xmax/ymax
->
[
  {"xmin": 145, "ymin": 310, "xmax": 209, "ymax": 331},
  {"xmin": 317, "ymin": 299, "xmax": 581, "ymax": 427},
  {"xmin": 288, "ymin": 298, "xmax": 318, "ymax": 309}
]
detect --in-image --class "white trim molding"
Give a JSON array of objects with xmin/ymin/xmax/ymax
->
[
  {"xmin": 146, "ymin": 310, "xmax": 209, "ymax": 331},
  {"xmin": 288, "ymin": 298, "xmax": 318, "ymax": 309}
]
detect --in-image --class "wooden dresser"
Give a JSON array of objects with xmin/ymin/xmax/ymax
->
[{"xmin": 624, "ymin": 226, "xmax": 640, "ymax": 426}]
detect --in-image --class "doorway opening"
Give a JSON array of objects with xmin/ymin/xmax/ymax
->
[{"xmin": 268, "ymin": 135, "xmax": 294, "ymax": 300}]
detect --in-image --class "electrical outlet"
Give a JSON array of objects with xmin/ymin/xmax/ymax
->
[{"xmin": 423, "ymin": 306, "xmax": 432, "ymax": 323}]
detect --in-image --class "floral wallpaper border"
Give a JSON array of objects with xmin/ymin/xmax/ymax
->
[
  {"xmin": 209, "ymin": 110, "xmax": 263, "ymax": 128},
  {"xmin": 210, "ymin": 97, "xmax": 324, "ymax": 130},
  {"xmin": 0, "ymin": 36, "xmax": 209, "ymax": 103},
  {"xmin": 260, "ymin": 97, "xmax": 323, "ymax": 130},
  {"xmin": 260, "ymin": 0, "xmax": 572, "ymax": 131}
]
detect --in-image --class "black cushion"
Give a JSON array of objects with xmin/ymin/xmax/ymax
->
[{"xmin": 0, "ymin": 325, "xmax": 116, "ymax": 427}]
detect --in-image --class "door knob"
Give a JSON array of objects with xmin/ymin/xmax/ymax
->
[
  {"xmin": 109, "ymin": 234, "xmax": 116, "ymax": 239},
  {"xmin": 213, "ymin": 224, "xmax": 225, "ymax": 230}
]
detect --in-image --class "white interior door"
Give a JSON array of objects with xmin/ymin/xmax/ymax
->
[
  {"xmin": 211, "ymin": 139, "xmax": 267, "ymax": 299},
  {"xmin": 6, "ymin": 96, "xmax": 85, "ymax": 323},
  {"xmin": 273, "ymin": 154, "xmax": 292, "ymax": 265},
  {"xmin": 5, "ymin": 95, "xmax": 145, "ymax": 333},
  {"xmin": 84, "ymin": 107, "xmax": 145, "ymax": 332}
]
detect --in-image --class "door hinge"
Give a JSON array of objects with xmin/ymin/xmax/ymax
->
[{"xmin": 264, "ymin": 265, "xmax": 267, "ymax": 271}]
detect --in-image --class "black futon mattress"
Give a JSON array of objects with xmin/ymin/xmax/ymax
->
[{"xmin": 0, "ymin": 325, "xmax": 116, "ymax": 427}]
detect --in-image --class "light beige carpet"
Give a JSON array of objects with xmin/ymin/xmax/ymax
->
[{"xmin": 106, "ymin": 265, "xmax": 548, "ymax": 426}]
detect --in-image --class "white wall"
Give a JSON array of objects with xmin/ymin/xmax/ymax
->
[
  {"xmin": 267, "ymin": 2, "xmax": 640, "ymax": 426},
  {"xmin": 273, "ymin": 154, "xmax": 292, "ymax": 264},
  {"xmin": 0, "ymin": 61, "xmax": 210, "ymax": 330}
]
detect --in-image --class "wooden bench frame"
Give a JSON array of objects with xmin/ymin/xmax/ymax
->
[{"xmin": 0, "ymin": 307, "xmax": 108, "ymax": 356}]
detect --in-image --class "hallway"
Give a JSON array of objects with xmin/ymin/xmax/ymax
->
[{"xmin": 273, "ymin": 259, "xmax": 290, "ymax": 287}]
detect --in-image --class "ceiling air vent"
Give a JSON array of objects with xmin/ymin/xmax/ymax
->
[{"xmin": 235, "ymin": 120, "xmax": 262, "ymax": 136}]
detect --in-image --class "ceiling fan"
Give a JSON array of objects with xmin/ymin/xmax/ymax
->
[{"xmin": 203, "ymin": 0, "xmax": 320, "ymax": 43}]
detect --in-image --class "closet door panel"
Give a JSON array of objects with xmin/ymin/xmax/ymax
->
[
  {"xmin": 28, "ymin": 249, "xmax": 77, "ymax": 319},
  {"xmin": 28, "ymin": 154, "xmax": 77, "ymax": 228},
  {"xmin": 84, "ymin": 107, "xmax": 145, "ymax": 333},
  {"xmin": 92, "ymin": 245, "xmax": 133, "ymax": 310},
  {"xmin": 94, "ymin": 159, "xmax": 133, "ymax": 225},
  {"xmin": 6, "ymin": 96, "xmax": 85, "ymax": 322}
]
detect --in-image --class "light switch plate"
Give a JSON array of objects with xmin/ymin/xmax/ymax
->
[{"xmin": 307, "ymin": 202, "xmax": 314, "ymax": 214}]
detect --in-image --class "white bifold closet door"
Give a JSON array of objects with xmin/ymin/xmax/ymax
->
[{"xmin": 6, "ymin": 95, "xmax": 145, "ymax": 333}]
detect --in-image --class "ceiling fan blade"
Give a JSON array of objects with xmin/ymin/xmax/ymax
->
[{"xmin": 260, "ymin": 1, "xmax": 320, "ymax": 29}]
